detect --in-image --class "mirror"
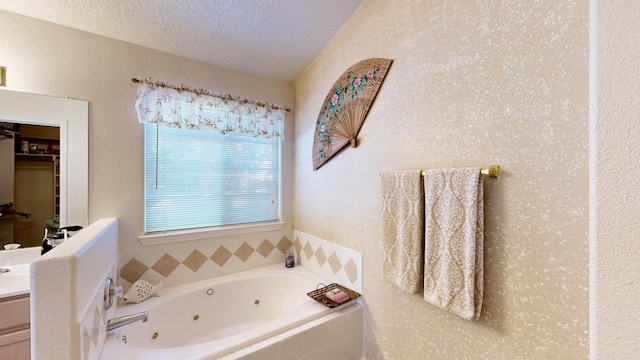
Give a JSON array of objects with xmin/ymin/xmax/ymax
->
[{"xmin": 0, "ymin": 89, "xmax": 88, "ymax": 249}]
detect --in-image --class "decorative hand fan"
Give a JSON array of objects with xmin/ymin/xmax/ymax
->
[{"xmin": 313, "ymin": 58, "xmax": 393, "ymax": 170}]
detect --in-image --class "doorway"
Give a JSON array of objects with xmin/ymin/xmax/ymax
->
[{"xmin": 0, "ymin": 123, "xmax": 60, "ymax": 248}]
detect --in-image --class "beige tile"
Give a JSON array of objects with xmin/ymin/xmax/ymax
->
[
  {"xmin": 182, "ymin": 249, "xmax": 208, "ymax": 272},
  {"xmin": 328, "ymin": 252, "xmax": 343, "ymax": 275},
  {"xmin": 137, "ymin": 267, "xmax": 166, "ymax": 288},
  {"xmin": 151, "ymin": 253, "xmax": 180, "ymax": 278},
  {"xmin": 120, "ymin": 258, "xmax": 149, "ymax": 284},
  {"xmin": 343, "ymin": 258, "xmax": 358, "ymax": 284},
  {"xmin": 235, "ymin": 242, "xmax": 255, "ymax": 262},
  {"xmin": 315, "ymin": 246, "xmax": 327, "ymax": 267},
  {"xmin": 303, "ymin": 241, "xmax": 314, "ymax": 260},
  {"xmin": 294, "ymin": 237, "xmax": 303, "ymax": 253},
  {"xmin": 256, "ymin": 239, "xmax": 275, "ymax": 258},
  {"xmin": 211, "ymin": 246, "xmax": 233, "ymax": 267},
  {"xmin": 276, "ymin": 236, "xmax": 293, "ymax": 254}
]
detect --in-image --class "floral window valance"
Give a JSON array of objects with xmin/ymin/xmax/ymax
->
[{"xmin": 134, "ymin": 78, "xmax": 285, "ymax": 139}]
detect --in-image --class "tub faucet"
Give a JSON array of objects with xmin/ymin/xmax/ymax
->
[{"xmin": 106, "ymin": 311, "xmax": 148, "ymax": 332}]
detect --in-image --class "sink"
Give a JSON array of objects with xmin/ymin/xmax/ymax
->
[
  {"xmin": 0, "ymin": 263, "xmax": 31, "ymax": 298},
  {"xmin": 0, "ymin": 247, "xmax": 41, "ymax": 267},
  {"xmin": 0, "ymin": 247, "xmax": 40, "ymax": 298}
]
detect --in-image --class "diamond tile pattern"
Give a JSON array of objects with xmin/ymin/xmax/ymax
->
[
  {"xmin": 276, "ymin": 236, "xmax": 293, "ymax": 254},
  {"xmin": 328, "ymin": 252, "xmax": 343, "ymax": 275},
  {"xmin": 315, "ymin": 247, "xmax": 327, "ymax": 267},
  {"xmin": 235, "ymin": 242, "xmax": 255, "ymax": 262},
  {"xmin": 101, "ymin": 300, "xmax": 108, "ymax": 323},
  {"xmin": 91, "ymin": 308, "xmax": 100, "ymax": 345},
  {"xmin": 117, "ymin": 234, "xmax": 360, "ymax": 290},
  {"xmin": 81, "ymin": 262, "xmax": 117, "ymax": 360},
  {"xmin": 293, "ymin": 237, "xmax": 303, "ymax": 253},
  {"xmin": 83, "ymin": 328, "xmax": 91, "ymax": 360},
  {"xmin": 152, "ymin": 253, "xmax": 180, "ymax": 278},
  {"xmin": 303, "ymin": 241, "xmax": 314, "ymax": 259},
  {"xmin": 183, "ymin": 250, "xmax": 208, "ymax": 272},
  {"xmin": 211, "ymin": 246, "xmax": 233, "ymax": 267},
  {"xmin": 344, "ymin": 258, "xmax": 358, "ymax": 283},
  {"xmin": 293, "ymin": 232, "xmax": 361, "ymax": 287},
  {"xmin": 257, "ymin": 239, "xmax": 275, "ymax": 258},
  {"xmin": 120, "ymin": 258, "xmax": 149, "ymax": 284}
]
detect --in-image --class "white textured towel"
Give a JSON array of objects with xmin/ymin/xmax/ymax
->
[
  {"xmin": 423, "ymin": 167, "xmax": 484, "ymax": 320},
  {"xmin": 380, "ymin": 170, "xmax": 424, "ymax": 293}
]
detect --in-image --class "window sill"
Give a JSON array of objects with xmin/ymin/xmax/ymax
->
[{"xmin": 138, "ymin": 222, "xmax": 286, "ymax": 246}]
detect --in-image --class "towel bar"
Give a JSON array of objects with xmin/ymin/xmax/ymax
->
[
  {"xmin": 381, "ymin": 165, "xmax": 500, "ymax": 178},
  {"xmin": 420, "ymin": 165, "xmax": 500, "ymax": 178},
  {"xmin": 422, "ymin": 165, "xmax": 500, "ymax": 179}
]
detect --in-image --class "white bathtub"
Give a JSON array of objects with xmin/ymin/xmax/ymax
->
[{"xmin": 101, "ymin": 264, "xmax": 355, "ymax": 359}]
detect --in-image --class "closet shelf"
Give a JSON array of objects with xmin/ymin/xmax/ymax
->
[{"xmin": 15, "ymin": 153, "xmax": 58, "ymax": 160}]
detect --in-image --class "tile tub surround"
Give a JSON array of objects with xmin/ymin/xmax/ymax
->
[
  {"xmin": 215, "ymin": 303, "xmax": 363, "ymax": 360},
  {"xmin": 80, "ymin": 261, "xmax": 118, "ymax": 360},
  {"xmin": 31, "ymin": 218, "xmax": 119, "ymax": 360},
  {"xmin": 116, "ymin": 231, "xmax": 364, "ymax": 360},
  {"xmin": 119, "ymin": 230, "xmax": 295, "ymax": 289},
  {"xmin": 119, "ymin": 230, "xmax": 363, "ymax": 295},
  {"xmin": 293, "ymin": 230, "xmax": 363, "ymax": 293}
]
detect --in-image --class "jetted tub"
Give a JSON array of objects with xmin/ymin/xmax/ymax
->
[{"xmin": 101, "ymin": 264, "xmax": 353, "ymax": 359}]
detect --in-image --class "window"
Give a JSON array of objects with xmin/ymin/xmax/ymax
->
[
  {"xmin": 134, "ymin": 79, "xmax": 285, "ymax": 237},
  {"xmin": 144, "ymin": 124, "xmax": 280, "ymax": 234}
]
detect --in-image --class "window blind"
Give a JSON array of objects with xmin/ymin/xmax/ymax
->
[{"xmin": 144, "ymin": 123, "xmax": 280, "ymax": 233}]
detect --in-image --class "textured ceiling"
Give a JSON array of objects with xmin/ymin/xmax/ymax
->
[{"xmin": 0, "ymin": 0, "xmax": 363, "ymax": 82}]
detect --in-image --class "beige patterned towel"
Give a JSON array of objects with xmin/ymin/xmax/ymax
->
[
  {"xmin": 381, "ymin": 170, "xmax": 424, "ymax": 293},
  {"xmin": 423, "ymin": 167, "xmax": 484, "ymax": 320}
]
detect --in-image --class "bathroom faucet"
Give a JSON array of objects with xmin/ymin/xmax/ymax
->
[{"xmin": 106, "ymin": 311, "xmax": 148, "ymax": 331}]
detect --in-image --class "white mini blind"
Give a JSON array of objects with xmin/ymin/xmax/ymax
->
[{"xmin": 144, "ymin": 123, "xmax": 280, "ymax": 233}]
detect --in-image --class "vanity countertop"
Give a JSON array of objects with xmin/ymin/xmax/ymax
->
[{"xmin": 0, "ymin": 247, "xmax": 40, "ymax": 299}]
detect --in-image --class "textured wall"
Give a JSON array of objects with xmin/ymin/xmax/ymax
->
[
  {"xmin": 31, "ymin": 218, "xmax": 118, "ymax": 360},
  {"xmin": 294, "ymin": 1, "xmax": 589, "ymax": 358},
  {"xmin": 0, "ymin": 10, "xmax": 294, "ymax": 253},
  {"xmin": 593, "ymin": 0, "xmax": 640, "ymax": 357}
]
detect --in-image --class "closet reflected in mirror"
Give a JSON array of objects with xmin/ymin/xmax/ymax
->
[{"xmin": 1, "ymin": 122, "xmax": 60, "ymax": 248}]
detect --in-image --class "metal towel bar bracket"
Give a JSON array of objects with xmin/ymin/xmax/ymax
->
[{"xmin": 480, "ymin": 165, "xmax": 500, "ymax": 178}]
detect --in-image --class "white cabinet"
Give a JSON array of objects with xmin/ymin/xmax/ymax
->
[{"xmin": 0, "ymin": 294, "xmax": 30, "ymax": 360}]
